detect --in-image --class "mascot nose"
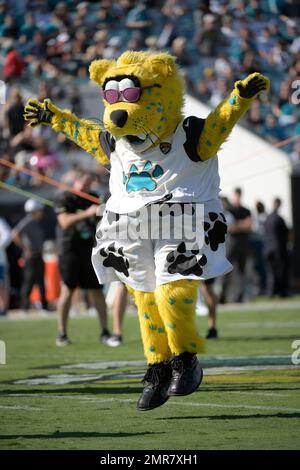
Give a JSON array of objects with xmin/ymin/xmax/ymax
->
[{"xmin": 110, "ymin": 110, "xmax": 128, "ymax": 128}]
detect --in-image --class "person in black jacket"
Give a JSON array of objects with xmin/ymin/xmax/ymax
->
[
  {"xmin": 220, "ymin": 188, "xmax": 252, "ymax": 303},
  {"xmin": 55, "ymin": 170, "xmax": 110, "ymax": 346},
  {"xmin": 12, "ymin": 199, "xmax": 48, "ymax": 311},
  {"xmin": 265, "ymin": 198, "xmax": 289, "ymax": 297}
]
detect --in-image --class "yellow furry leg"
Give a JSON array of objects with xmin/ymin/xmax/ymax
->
[
  {"xmin": 129, "ymin": 288, "xmax": 171, "ymax": 364},
  {"xmin": 155, "ymin": 280, "xmax": 205, "ymax": 356}
]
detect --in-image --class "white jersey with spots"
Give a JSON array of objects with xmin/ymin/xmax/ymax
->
[{"xmin": 101, "ymin": 116, "xmax": 221, "ymax": 214}]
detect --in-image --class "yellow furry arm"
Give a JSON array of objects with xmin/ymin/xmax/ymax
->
[
  {"xmin": 197, "ymin": 73, "xmax": 270, "ymax": 161},
  {"xmin": 24, "ymin": 99, "xmax": 110, "ymax": 166}
]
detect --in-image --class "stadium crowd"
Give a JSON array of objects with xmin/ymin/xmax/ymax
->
[
  {"xmin": 0, "ymin": 0, "xmax": 299, "ymax": 157},
  {"xmin": 0, "ymin": 0, "xmax": 299, "ymax": 189}
]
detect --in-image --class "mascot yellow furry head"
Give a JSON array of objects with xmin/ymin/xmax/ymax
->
[{"xmin": 89, "ymin": 51, "xmax": 184, "ymax": 151}]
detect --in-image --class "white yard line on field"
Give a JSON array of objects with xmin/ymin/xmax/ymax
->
[
  {"xmin": 227, "ymin": 321, "xmax": 300, "ymax": 328},
  {"xmin": 60, "ymin": 356, "xmax": 292, "ymax": 371},
  {"xmin": 218, "ymin": 302, "xmax": 300, "ymax": 313},
  {"xmin": 222, "ymin": 391, "xmax": 290, "ymax": 397},
  {"xmin": 2, "ymin": 394, "xmax": 300, "ymax": 414},
  {"xmin": 169, "ymin": 401, "xmax": 300, "ymax": 413},
  {"xmin": 10, "ymin": 364, "xmax": 298, "ymax": 386},
  {"xmin": 0, "ymin": 404, "xmax": 42, "ymax": 411},
  {"xmin": 3, "ymin": 300, "xmax": 300, "ymax": 321}
]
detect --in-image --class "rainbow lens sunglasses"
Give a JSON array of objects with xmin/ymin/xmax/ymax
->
[{"xmin": 101, "ymin": 84, "xmax": 161, "ymax": 104}]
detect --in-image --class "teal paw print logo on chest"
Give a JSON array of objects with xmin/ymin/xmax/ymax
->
[{"xmin": 123, "ymin": 161, "xmax": 164, "ymax": 193}]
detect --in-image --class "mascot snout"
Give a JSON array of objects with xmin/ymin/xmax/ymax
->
[{"xmin": 110, "ymin": 109, "xmax": 128, "ymax": 128}]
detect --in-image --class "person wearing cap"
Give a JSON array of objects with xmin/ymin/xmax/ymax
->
[{"xmin": 12, "ymin": 198, "xmax": 48, "ymax": 311}]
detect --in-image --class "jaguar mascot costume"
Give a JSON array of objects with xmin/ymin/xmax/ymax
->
[{"xmin": 24, "ymin": 51, "xmax": 269, "ymax": 411}]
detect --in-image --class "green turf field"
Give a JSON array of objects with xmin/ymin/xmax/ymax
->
[{"xmin": 0, "ymin": 307, "xmax": 300, "ymax": 450}]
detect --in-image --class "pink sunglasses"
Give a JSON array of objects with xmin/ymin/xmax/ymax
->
[{"xmin": 101, "ymin": 84, "xmax": 161, "ymax": 104}]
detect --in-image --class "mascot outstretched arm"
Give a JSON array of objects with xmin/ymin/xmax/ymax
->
[
  {"xmin": 24, "ymin": 98, "xmax": 110, "ymax": 165},
  {"xmin": 198, "ymin": 72, "xmax": 269, "ymax": 160},
  {"xmin": 25, "ymin": 51, "xmax": 269, "ymax": 412}
]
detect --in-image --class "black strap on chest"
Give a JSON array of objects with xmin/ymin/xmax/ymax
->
[
  {"xmin": 99, "ymin": 131, "xmax": 115, "ymax": 158},
  {"xmin": 182, "ymin": 116, "xmax": 206, "ymax": 162}
]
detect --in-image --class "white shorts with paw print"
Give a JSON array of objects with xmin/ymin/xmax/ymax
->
[{"xmin": 92, "ymin": 199, "xmax": 232, "ymax": 292}]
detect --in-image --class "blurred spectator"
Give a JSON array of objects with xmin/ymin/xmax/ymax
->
[
  {"xmin": 201, "ymin": 279, "xmax": 218, "ymax": 340},
  {"xmin": 106, "ymin": 282, "xmax": 128, "ymax": 347},
  {"xmin": 290, "ymin": 141, "xmax": 300, "ymax": 163},
  {"xmin": 103, "ymin": 36, "xmax": 122, "ymax": 60},
  {"xmin": 11, "ymin": 199, "xmax": 48, "ymax": 311},
  {"xmin": 251, "ymin": 201, "xmax": 268, "ymax": 295},
  {"xmin": 210, "ymin": 78, "xmax": 228, "ymax": 108},
  {"xmin": 194, "ymin": 79, "xmax": 211, "ymax": 104},
  {"xmin": 171, "ymin": 36, "xmax": 192, "ymax": 68},
  {"xmin": 28, "ymin": 31, "xmax": 47, "ymax": 59},
  {"xmin": 126, "ymin": 0, "xmax": 152, "ymax": 40},
  {"xmin": 3, "ymin": 46, "xmax": 24, "ymax": 80},
  {"xmin": 0, "ymin": 14, "xmax": 18, "ymax": 38},
  {"xmin": 19, "ymin": 13, "xmax": 38, "ymax": 41},
  {"xmin": 263, "ymin": 114, "xmax": 286, "ymax": 144},
  {"xmin": 4, "ymin": 88, "xmax": 24, "ymax": 137},
  {"xmin": 70, "ymin": 86, "xmax": 82, "ymax": 115},
  {"xmin": 54, "ymin": 170, "xmax": 110, "ymax": 346},
  {"xmin": 0, "ymin": 0, "xmax": 298, "ymax": 151},
  {"xmin": 246, "ymin": 101, "xmax": 265, "ymax": 136},
  {"xmin": 30, "ymin": 137, "xmax": 59, "ymax": 178},
  {"xmin": 221, "ymin": 196, "xmax": 236, "ymax": 230},
  {"xmin": 220, "ymin": 188, "xmax": 252, "ymax": 303},
  {"xmin": 194, "ymin": 14, "xmax": 227, "ymax": 57},
  {"xmin": 53, "ymin": 2, "xmax": 71, "ymax": 28},
  {"xmin": 265, "ymin": 198, "xmax": 289, "ymax": 297},
  {"xmin": 0, "ymin": 217, "xmax": 11, "ymax": 316}
]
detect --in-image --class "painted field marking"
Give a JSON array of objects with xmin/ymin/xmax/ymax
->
[
  {"xmin": 2, "ymin": 394, "xmax": 300, "ymax": 414},
  {"xmin": 11, "ymin": 364, "xmax": 299, "ymax": 386},
  {"xmin": 8, "ymin": 351, "xmax": 300, "ymax": 387},
  {"xmin": 0, "ymin": 404, "xmax": 42, "ymax": 411},
  {"xmin": 218, "ymin": 302, "xmax": 300, "ymax": 313},
  {"xmin": 62, "ymin": 360, "xmax": 146, "ymax": 370},
  {"xmin": 204, "ymin": 365, "xmax": 297, "ymax": 375},
  {"xmin": 169, "ymin": 401, "xmax": 300, "ymax": 414},
  {"xmin": 0, "ymin": 340, "xmax": 5, "ymax": 364},
  {"xmin": 228, "ymin": 321, "xmax": 300, "ymax": 329},
  {"xmin": 3, "ymin": 300, "xmax": 300, "ymax": 320},
  {"xmin": 60, "ymin": 355, "xmax": 293, "ymax": 371},
  {"xmin": 226, "ymin": 391, "xmax": 290, "ymax": 397}
]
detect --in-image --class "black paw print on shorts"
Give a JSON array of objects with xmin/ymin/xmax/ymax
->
[
  {"xmin": 100, "ymin": 243, "xmax": 129, "ymax": 277},
  {"xmin": 204, "ymin": 213, "xmax": 227, "ymax": 252},
  {"xmin": 167, "ymin": 241, "xmax": 207, "ymax": 276}
]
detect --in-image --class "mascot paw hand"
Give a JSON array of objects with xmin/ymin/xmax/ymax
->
[
  {"xmin": 24, "ymin": 98, "xmax": 55, "ymax": 127},
  {"xmin": 235, "ymin": 72, "xmax": 270, "ymax": 99}
]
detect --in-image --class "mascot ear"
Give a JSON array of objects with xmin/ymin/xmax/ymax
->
[
  {"xmin": 89, "ymin": 59, "xmax": 116, "ymax": 86},
  {"xmin": 145, "ymin": 53, "xmax": 177, "ymax": 79}
]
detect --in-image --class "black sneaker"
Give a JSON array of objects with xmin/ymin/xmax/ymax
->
[
  {"xmin": 168, "ymin": 352, "xmax": 203, "ymax": 396},
  {"xmin": 56, "ymin": 332, "xmax": 71, "ymax": 347},
  {"xmin": 100, "ymin": 329, "xmax": 111, "ymax": 345},
  {"xmin": 137, "ymin": 362, "xmax": 172, "ymax": 411},
  {"xmin": 206, "ymin": 328, "xmax": 218, "ymax": 339}
]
